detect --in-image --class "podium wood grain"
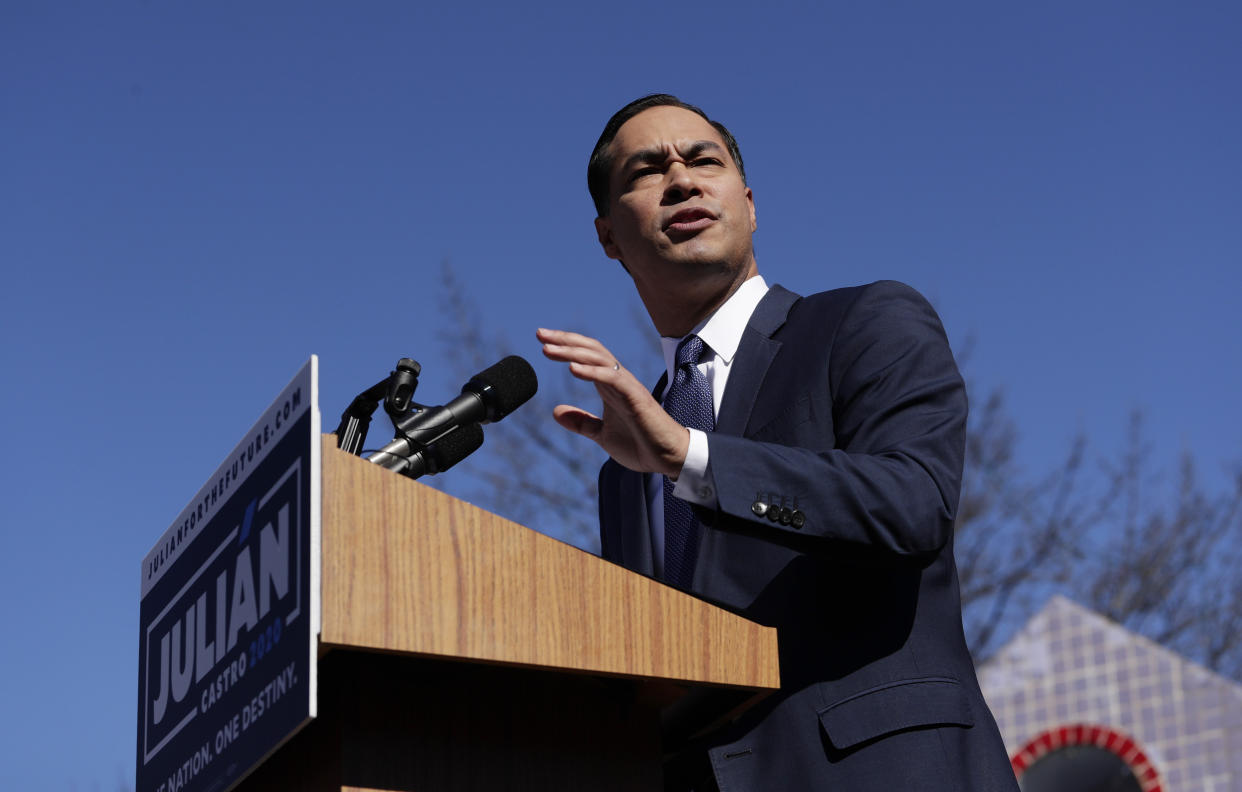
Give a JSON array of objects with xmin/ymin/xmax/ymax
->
[{"xmin": 320, "ymin": 436, "xmax": 779, "ymax": 690}]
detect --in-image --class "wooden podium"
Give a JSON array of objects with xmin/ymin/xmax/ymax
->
[{"xmin": 234, "ymin": 437, "xmax": 780, "ymax": 791}]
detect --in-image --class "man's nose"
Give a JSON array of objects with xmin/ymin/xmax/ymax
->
[{"xmin": 663, "ymin": 163, "xmax": 701, "ymax": 202}]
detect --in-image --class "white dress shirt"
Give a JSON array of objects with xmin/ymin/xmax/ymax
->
[{"xmin": 646, "ymin": 274, "xmax": 769, "ymax": 576}]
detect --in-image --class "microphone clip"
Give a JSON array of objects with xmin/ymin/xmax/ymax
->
[{"xmin": 335, "ymin": 357, "xmax": 428, "ymax": 456}]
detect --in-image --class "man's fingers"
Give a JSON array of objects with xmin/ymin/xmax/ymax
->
[
  {"xmin": 542, "ymin": 344, "xmax": 613, "ymax": 367},
  {"xmin": 566, "ymin": 360, "xmax": 627, "ymax": 386},
  {"xmin": 551, "ymin": 404, "xmax": 603, "ymax": 439},
  {"xmin": 537, "ymin": 328, "xmax": 618, "ymax": 368},
  {"xmin": 536, "ymin": 327, "xmax": 604, "ymax": 349},
  {"xmin": 540, "ymin": 344, "xmax": 615, "ymax": 370}
]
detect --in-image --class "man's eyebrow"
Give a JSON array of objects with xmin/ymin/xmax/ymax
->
[
  {"xmin": 680, "ymin": 140, "xmax": 726, "ymax": 160},
  {"xmin": 621, "ymin": 140, "xmax": 727, "ymax": 172}
]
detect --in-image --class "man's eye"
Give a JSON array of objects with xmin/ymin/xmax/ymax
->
[
  {"xmin": 630, "ymin": 167, "xmax": 660, "ymax": 181},
  {"xmin": 691, "ymin": 157, "xmax": 723, "ymax": 167}
]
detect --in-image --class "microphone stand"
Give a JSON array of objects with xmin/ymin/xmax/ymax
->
[{"xmin": 335, "ymin": 358, "xmax": 425, "ymax": 456}]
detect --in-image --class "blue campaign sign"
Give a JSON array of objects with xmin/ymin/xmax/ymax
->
[{"xmin": 136, "ymin": 358, "xmax": 320, "ymax": 792}]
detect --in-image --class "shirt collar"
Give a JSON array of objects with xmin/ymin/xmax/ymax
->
[{"xmin": 660, "ymin": 274, "xmax": 769, "ymax": 379}]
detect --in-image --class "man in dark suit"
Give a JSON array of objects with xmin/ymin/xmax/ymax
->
[{"xmin": 537, "ymin": 95, "xmax": 1018, "ymax": 791}]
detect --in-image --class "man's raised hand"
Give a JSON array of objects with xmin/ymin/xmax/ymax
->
[{"xmin": 536, "ymin": 327, "xmax": 688, "ymax": 478}]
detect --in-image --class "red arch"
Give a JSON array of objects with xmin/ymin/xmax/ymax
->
[{"xmin": 1010, "ymin": 724, "xmax": 1162, "ymax": 792}]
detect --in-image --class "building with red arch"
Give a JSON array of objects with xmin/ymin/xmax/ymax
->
[{"xmin": 978, "ymin": 596, "xmax": 1242, "ymax": 790}]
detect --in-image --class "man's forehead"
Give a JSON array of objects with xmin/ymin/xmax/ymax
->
[{"xmin": 610, "ymin": 105, "xmax": 726, "ymax": 155}]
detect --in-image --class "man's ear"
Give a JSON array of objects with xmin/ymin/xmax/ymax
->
[
  {"xmin": 746, "ymin": 187, "xmax": 757, "ymax": 232},
  {"xmin": 594, "ymin": 216, "xmax": 622, "ymax": 260}
]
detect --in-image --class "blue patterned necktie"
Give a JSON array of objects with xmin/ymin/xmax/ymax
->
[{"xmin": 663, "ymin": 334, "xmax": 715, "ymax": 587}]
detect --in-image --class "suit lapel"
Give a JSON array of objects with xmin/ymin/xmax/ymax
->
[
  {"xmin": 688, "ymin": 285, "xmax": 799, "ymax": 592},
  {"xmin": 716, "ymin": 284, "xmax": 800, "ymax": 434}
]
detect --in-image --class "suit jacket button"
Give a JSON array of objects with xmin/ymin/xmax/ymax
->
[
  {"xmin": 767, "ymin": 506, "xmax": 781, "ymax": 522},
  {"xmin": 779, "ymin": 507, "xmax": 793, "ymax": 525},
  {"xmin": 751, "ymin": 501, "xmax": 768, "ymax": 517},
  {"xmin": 791, "ymin": 510, "xmax": 806, "ymax": 529}
]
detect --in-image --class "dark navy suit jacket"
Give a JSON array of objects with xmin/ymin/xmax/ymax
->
[{"xmin": 599, "ymin": 281, "xmax": 1019, "ymax": 791}]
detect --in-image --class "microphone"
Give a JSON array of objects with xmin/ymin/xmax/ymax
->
[
  {"xmin": 390, "ymin": 423, "xmax": 485, "ymax": 480},
  {"xmin": 368, "ymin": 355, "xmax": 537, "ymax": 471}
]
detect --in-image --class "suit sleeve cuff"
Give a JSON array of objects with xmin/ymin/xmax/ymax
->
[{"xmin": 672, "ymin": 429, "xmax": 717, "ymax": 507}]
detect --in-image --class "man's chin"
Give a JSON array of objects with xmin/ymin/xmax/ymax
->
[{"xmin": 664, "ymin": 242, "xmax": 748, "ymax": 273}]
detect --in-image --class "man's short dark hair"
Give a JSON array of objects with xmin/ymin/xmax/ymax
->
[{"xmin": 587, "ymin": 94, "xmax": 747, "ymax": 218}]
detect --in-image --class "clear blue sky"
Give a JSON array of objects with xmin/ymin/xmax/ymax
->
[{"xmin": 2, "ymin": 2, "xmax": 1239, "ymax": 788}]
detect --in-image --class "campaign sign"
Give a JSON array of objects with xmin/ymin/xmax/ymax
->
[{"xmin": 137, "ymin": 358, "xmax": 320, "ymax": 792}]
